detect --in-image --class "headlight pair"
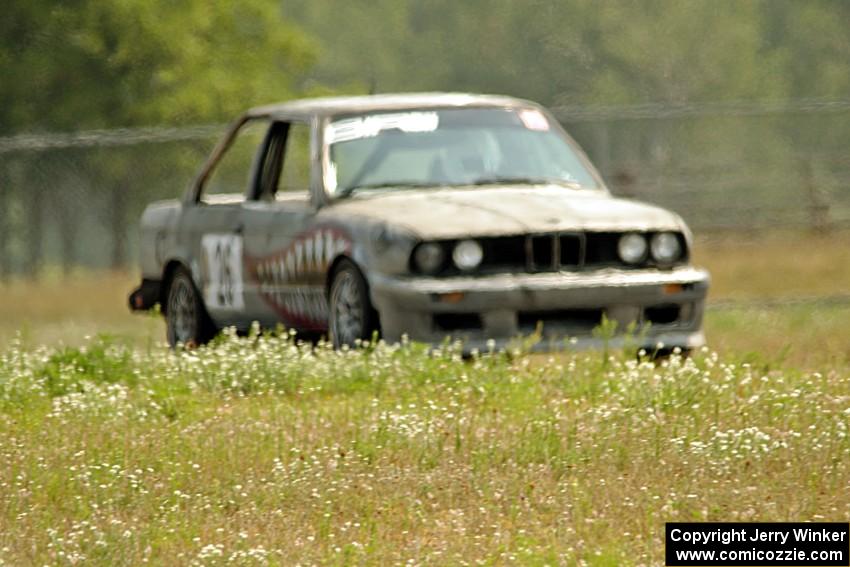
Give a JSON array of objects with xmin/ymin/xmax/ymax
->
[
  {"xmin": 413, "ymin": 240, "xmax": 483, "ymax": 274},
  {"xmin": 618, "ymin": 232, "xmax": 682, "ymax": 265}
]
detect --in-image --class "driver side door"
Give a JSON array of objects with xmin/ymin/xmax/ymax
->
[{"xmin": 180, "ymin": 118, "xmax": 270, "ymax": 329}]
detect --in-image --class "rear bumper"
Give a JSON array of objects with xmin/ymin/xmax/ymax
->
[
  {"xmin": 128, "ymin": 279, "xmax": 162, "ymax": 312},
  {"xmin": 370, "ymin": 266, "xmax": 709, "ymax": 351}
]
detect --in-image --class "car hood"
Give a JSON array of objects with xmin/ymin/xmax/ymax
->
[{"xmin": 326, "ymin": 185, "xmax": 685, "ymax": 238}]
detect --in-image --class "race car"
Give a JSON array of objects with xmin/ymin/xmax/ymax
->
[{"xmin": 129, "ymin": 93, "xmax": 709, "ymax": 352}]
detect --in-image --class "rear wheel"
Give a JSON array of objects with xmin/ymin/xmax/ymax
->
[
  {"xmin": 329, "ymin": 260, "xmax": 379, "ymax": 349},
  {"xmin": 165, "ymin": 267, "xmax": 216, "ymax": 348}
]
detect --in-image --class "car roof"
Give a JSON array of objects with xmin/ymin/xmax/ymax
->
[{"xmin": 245, "ymin": 92, "xmax": 540, "ymax": 121}]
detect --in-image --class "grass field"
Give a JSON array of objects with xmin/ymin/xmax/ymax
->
[
  {"xmin": 1, "ymin": 334, "xmax": 848, "ymax": 565},
  {"xmin": 0, "ymin": 230, "xmax": 848, "ymax": 565}
]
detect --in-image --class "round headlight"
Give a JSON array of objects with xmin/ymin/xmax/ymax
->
[
  {"xmin": 413, "ymin": 243, "xmax": 445, "ymax": 274},
  {"xmin": 618, "ymin": 233, "xmax": 648, "ymax": 265},
  {"xmin": 650, "ymin": 232, "xmax": 682, "ymax": 264},
  {"xmin": 452, "ymin": 240, "xmax": 483, "ymax": 271}
]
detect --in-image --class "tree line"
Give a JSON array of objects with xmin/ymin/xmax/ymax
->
[{"xmin": 4, "ymin": 0, "xmax": 849, "ymax": 134}]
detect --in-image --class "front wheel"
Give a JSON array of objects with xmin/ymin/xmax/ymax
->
[
  {"xmin": 165, "ymin": 267, "xmax": 216, "ymax": 348},
  {"xmin": 329, "ymin": 260, "xmax": 379, "ymax": 349}
]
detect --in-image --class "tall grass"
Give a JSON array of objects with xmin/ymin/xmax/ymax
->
[{"xmin": 0, "ymin": 331, "xmax": 847, "ymax": 565}]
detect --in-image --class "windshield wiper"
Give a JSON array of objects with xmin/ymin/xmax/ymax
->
[
  {"xmin": 467, "ymin": 176, "xmax": 584, "ymax": 189},
  {"xmin": 335, "ymin": 181, "xmax": 450, "ymax": 199},
  {"xmin": 335, "ymin": 177, "xmax": 585, "ymax": 198}
]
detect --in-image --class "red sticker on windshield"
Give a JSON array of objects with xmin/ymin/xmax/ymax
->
[{"xmin": 518, "ymin": 109, "xmax": 549, "ymax": 131}]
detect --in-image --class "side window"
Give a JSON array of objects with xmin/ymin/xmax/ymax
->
[
  {"xmin": 277, "ymin": 122, "xmax": 311, "ymax": 194},
  {"xmin": 202, "ymin": 119, "xmax": 268, "ymax": 202}
]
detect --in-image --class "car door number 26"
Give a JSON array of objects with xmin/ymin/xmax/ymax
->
[{"xmin": 201, "ymin": 234, "xmax": 245, "ymax": 310}]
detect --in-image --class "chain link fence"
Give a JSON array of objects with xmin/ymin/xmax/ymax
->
[
  {"xmin": 557, "ymin": 99, "xmax": 850, "ymax": 233},
  {"xmin": 1, "ymin": 99, "xmax": 849, "ymax": 279},
  {"xmin": 0, "ymin": 134, "xmax": 219, "ymax": 278}
]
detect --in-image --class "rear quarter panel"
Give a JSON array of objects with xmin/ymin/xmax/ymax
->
[{"xmin": 139, "ymin": 200, "xmax": 182, "ymax": 280}]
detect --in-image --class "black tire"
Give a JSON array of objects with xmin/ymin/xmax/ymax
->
[
  {"xmin": 329, "ymin": 260, "xmax": 379, "ymax": 349},
  {"xmin": 165, "ymin": 267, "xmax": 216, "ymax": 348}
]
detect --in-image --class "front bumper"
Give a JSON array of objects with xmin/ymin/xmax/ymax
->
[{"xmin": 370, "ymin": 266, "xmax": 710, "ymax": 352}]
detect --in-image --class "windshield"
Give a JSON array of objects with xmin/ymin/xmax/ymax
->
[{"xmin": 324, "ymin": 107, "xmax": 600, "ymax": 197}]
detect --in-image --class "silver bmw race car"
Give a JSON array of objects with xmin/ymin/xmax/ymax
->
[{"xmin": 129, "ymin": 93, "xmax": 709, "ymax": 352}]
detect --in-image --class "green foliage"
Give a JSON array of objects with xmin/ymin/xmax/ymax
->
[
  {"xmin": 4, "ymin": 1, "xmax": 849, "ymax": 136},
  {"xmin": 0, "ymin": 334, "xmax": 138, "ymax": 412},
  {"xmin": 39, "ymin": 335, "xmax": 136, "ymax": 397},
  {"xmin": 288, "ymin": 0, "xmax": 849, "ymax": 105},
  {"xmin": 0, "ymin": 0, "xmax": 319, "ymax": 271},
  {"xmin": 0, "ymin": 0, "xmax": 316, "ymax": 134}
]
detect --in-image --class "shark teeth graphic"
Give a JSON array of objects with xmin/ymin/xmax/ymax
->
[
  {"xmin": 293, "ymin": 241, "xmax": 304, "ymax": 274},
  {"xmin": 285, "ymin": 251, "xmax": 295, "ymax": 278},
  {"xmin": 247, "ymin": 226, "xmax": 352, "ymax": 329},
  {"xmin": 324, "ymin": 233, "xmax": 334, "ymax": 263},
  {"xmin": 314, "ymin": 231, "xmax": 324, "ymax": 267}
]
